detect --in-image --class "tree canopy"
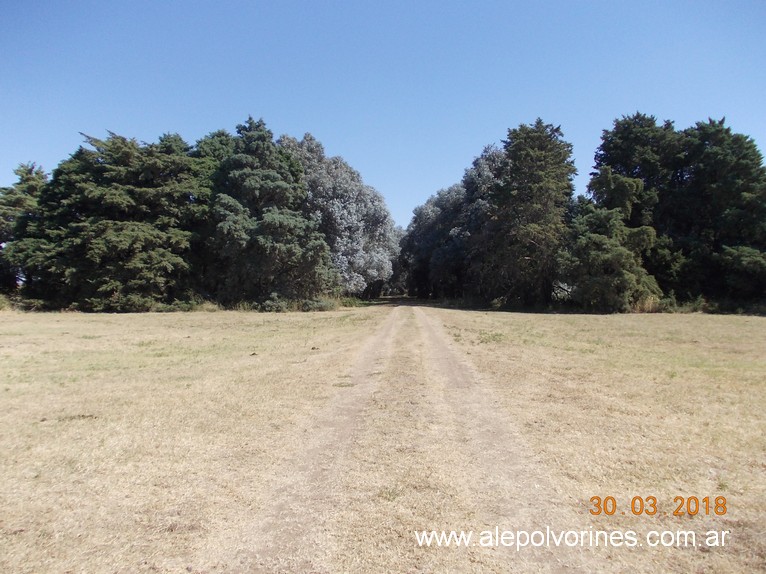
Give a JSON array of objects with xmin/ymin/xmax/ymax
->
[
  {"xmin": 2, "ymin": 112, "xmax": 763, "ymax": 312},
  {"xmin": 278, "ymin": 133, "xmax": 399, "ymax": 296},
  {"xmin": 0, "ymin": 117, "xmax": 399, "ymax": 310},
  {"xmin": 399, "ymin": 114, "xmax": 765, "ymax": 312}
]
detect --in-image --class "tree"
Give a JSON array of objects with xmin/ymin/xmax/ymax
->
[
  {"xmin": 560, "ymin": 200, "xmax": 661, "ymax": 312},
  {"xmin": 5, "ymin": 133, "xmax": 204, "ymax": 310},
  {"xmin": 205, "ymin": 118, "xmax": 335, "ymax": 304},
  {"xmin": 278, "ymin": 134, "xmax": 399, "ymax": 295},
  {"xmin": 401, "ymin": 121, "xmax": 576, "ymax": 308},
  {"xmin": 592, "ymin": 112, "xmax": 679, "ymax": 229},
  {"xmin": 400, "ymin": 184, "xmax": 467, "ymax": 299},
  {"xmin": 592, "ymin": 114, "xmax": 766, "ymax": 303},
  {"xmin": 459, "ymin": 146, "xmax": 504, "ymax": 301},
  {"xmin": 471, "ymin": 119, "xmax": 576, "ymax": 306},
  {"xmin": 0, "ymin": 164, "xmax": 46, "ymax": 292},
  {"xmin": 671, "ymin": 119, "xmax": 766, "ymax": 300}
]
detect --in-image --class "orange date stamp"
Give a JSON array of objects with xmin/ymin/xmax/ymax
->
[{"xmin": 589, "ymin": 496, "xmax": 728, "ymax": 517}]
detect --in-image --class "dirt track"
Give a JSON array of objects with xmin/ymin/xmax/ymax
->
[{"xmin": 200, "ymin": 304, "xmax": 590, "ymax": 572}]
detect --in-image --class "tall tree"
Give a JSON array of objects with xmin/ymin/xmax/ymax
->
[
  {"xmin": 590, "ymin": 113, "xmax": 686, "ymax": 294},
  {"xmin": 592, "ymin": 112, "xmax": 680, "ymax": 229},
  {"xmin": 206, "ymin": 118, "xmax": 335, "ymax": 304},
  {"xmin": 672, "ymin": 119, "xmax": 766, "ymax": 300},
  {"xmin": 0, "ymin": 164, "xmax": 46, "ymax": 292},
  {"xmin": 473, "ymin": 119, "xmax": 576, "ymax": 306},
  {"xmin": 5, "ymin": 134, "xmax": 203, "ymax": 310},
  {"xmin": 592, "ymin": 114, "xmax": 766, "ymax": 303},
  {"xmin": 460, "ymin": 146, "xmax": 504, "ymax": 301},
  {"xmin": 400, "ymin": 184, "xmax": 467, "ymax": 299},
  {"xmin": 278, "ymin": 134, "xmax": 398, "ymax": 295},
  {"xmin": 560, "ymin": 199, "xmax": 662, "ymax": 312}
]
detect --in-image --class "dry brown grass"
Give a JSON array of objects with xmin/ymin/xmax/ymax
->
[
  {"xmin": 0, "ymin": 308, "xmax": 388, "ymax": 573},
  {"xmin": 1, "ymin": 305, "xmax": 764, "ymax": 573},
  {"xmin": 438, "ymin": 308, "xmax": 766, "ymax": 572}
]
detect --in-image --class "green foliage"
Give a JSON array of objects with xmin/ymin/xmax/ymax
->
[
  {"xmin": 3, "ymin": 117, "xmax": 394, "ymax": 312},
  {"xmin": 560, "ymin": 202, "xmax": 661, "ymax": 312},
  {"xmin": 592, "ymin": 114, "xmax": 766, "ymax": 304},
  {"xmin": 717, "ymin": 246, "xmax": 766, "ymax": 300},
  {"xmin": 400, "ymin": 184, "xmax": 467, "ymax": 299},
  {"xmin": 400, "ymin": 120, "xmax": 577, "ymax": 308},
  {"xmin": 403, "ymin": 112, "xmax": 764, "ymax": 313},
  {"xmin": 5, "ymin": 112, "xmax": 763, "ymax": 314},
  {"xmin": 463, "ymin": 120, "xmax": 576, "ymax": 307},
  {"xmin": 5, "ymin": 133, "xmax": 208, "ymax": 311},
  {"xmin": 205, "ymin": 118, "xmax": 336, "ymax": 305},
  {"xmin": 0, "ymin": 164, "xmax": 46, "ymax": 292},
  {"xmin": 592, "ymin": 113, "xmax": 679, "ymax": 227},
  {"xmin": 278, "ymin": 133, "xmax": 399, "ymax": 295}
]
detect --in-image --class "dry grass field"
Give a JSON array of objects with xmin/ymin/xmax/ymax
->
[{"xmin": 1, "ymin": 303, "xmax": 764, "ymax": 573}]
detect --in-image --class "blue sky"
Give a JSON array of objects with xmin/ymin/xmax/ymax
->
[{"xmin": 2, "ymin": 0, "xmax": 765, "ymax": 226}]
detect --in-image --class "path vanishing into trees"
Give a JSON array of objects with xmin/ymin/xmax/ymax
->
[{"xmin": 199, "ymin": 303, "xmax": 590, "ymax": 572}]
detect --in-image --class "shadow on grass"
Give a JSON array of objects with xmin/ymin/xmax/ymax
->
[{"xmin": 369, "ymin": 295, "xmax": 766, "ymax": 316}]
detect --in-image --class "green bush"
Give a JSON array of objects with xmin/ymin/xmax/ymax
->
[{"xmin": 300, "ymin": 298, "xmax": 338, "ymax": 312}]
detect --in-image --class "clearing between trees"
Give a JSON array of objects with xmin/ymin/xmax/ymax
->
[{"xmin": 1, "ymin": 305, "xmax": 764, "ymax": 572}]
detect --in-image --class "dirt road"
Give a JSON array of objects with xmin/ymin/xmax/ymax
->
[{"xmin": 200, "ymin": 304, "xmax": 590, "ymax": 572}]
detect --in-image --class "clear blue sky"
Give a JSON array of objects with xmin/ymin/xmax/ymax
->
[{"xmin": 2, "ymin": 0, "xmax": 765, "ymax": 227}]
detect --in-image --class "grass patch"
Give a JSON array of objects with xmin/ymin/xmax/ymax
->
[
  {"xmin": 477, "ymin": 330, "xmax": 505, "ymax": 344},
  {"xmin": 435, "ymin": 308, "xmax": 766, "ymax": 571}
]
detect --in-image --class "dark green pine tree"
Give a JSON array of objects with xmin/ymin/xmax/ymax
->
[
  {"xmin": 560, "ymin": 199, "xmax": 662, "ymax": 312},
  {"xmin": 593, "ymin": 114, "xmax": 766, "ymax": 303},
  {"xmin": 672, "ymin": 119, "xmax": 766, "ymax": 301},
  {"xmin": 592, "ymin": 113, "xmax": 680, "ymax": 228},
  {"xmin": 590, "ymin": 113, "xmax": 686, "ymax": 295},
  {"xmin": 0, "ymin": 164, "xmax": 46, "ymax": 293},
  {"xmin": 206, "ymin": 118, "xmax": 335, "ymax": 304},
  {"xmin": 6, "ymin": 133, "xmax": 206, "ymax": 310},
  {"xmin": 475, "ymin": 119, "xmax": 576, "ymax": 306}
]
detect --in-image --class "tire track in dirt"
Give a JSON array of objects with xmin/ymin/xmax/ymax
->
[
  {"xmin": 409, "ymin": 307, "xmax": 590, "ymax": 571},
  {"xmin": 323, "ymin": 306, "xmax": 589, "ymax": 573},
  {"xmin": 202, "ymin": 305, "xmax": 593, "ymax": 572},
  {"xmin": 201, "ymin": 305, "xmax": 403, "ymax": 572}
]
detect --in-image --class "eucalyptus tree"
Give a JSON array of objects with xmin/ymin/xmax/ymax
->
[
  {"xmin": 400, "ymin": 184, "xmax": 467, "ymax": 299},
  {"xmin": 278, "ymin": 133, "xmax": 398, "ymax": 295}
]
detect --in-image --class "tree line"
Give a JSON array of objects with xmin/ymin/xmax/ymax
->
[
  {"xmin": 2, "ymin": 112, "xmax": 764, "ymax": 313},
  {"xmin": 398, "ymin": 114, "xmax": 766, "ymax": 312},
  {"xmin": 0, "ymin": 118, "xmax": 399, "ymax": 311}
]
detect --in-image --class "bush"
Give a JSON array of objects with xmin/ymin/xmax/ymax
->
[
  {"xmin": 300, "ymin": 298, "xmax": 338, "ymax": 312},
  {"xmin": 632, "ymin": 295, "xmax": 661, "ymax": 313},
  {"xmin": 337, "ymin": 296, "xmax": 373, "ymax": 308},
  {"xmin": 259, "ymin": 293, "xmax": 289, "ymax": 313}
]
